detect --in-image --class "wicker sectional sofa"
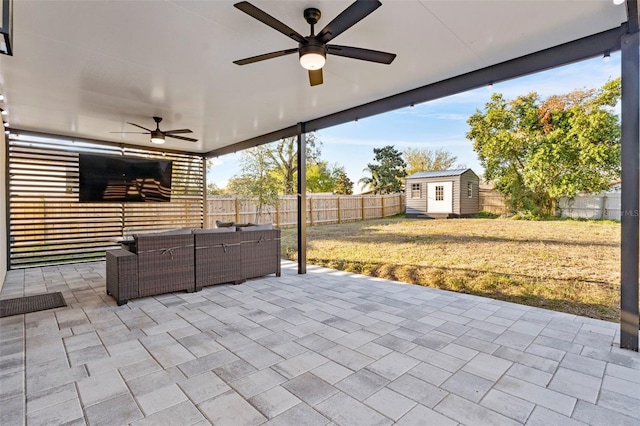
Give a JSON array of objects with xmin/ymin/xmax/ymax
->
[{"xmin": 106, "ymin": 226, "xmax": 281, "ymax": 305}]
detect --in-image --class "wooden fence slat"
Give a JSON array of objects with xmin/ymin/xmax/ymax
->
[{"xmin": 205, "ymin": 193, "xmax": 405, "ymax": 228}]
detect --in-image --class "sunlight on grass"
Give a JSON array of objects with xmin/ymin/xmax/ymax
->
[{"xmin": 282, "ymin": 217, "xmax": 621, "ymax": 321}]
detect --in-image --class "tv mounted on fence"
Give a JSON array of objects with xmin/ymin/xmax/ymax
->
[{"xmin": 79, "ymin": 154, "xmax": 173, "ymax": 202}]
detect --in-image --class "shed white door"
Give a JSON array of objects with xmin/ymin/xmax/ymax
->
[{"xmin": 427, "ymin": 182, "xmax": 453, "ymax": 213}]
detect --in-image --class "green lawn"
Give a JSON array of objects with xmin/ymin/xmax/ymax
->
[{"xmin": 281, "ymin": 217, "xmax": 621, "ymax": 322}]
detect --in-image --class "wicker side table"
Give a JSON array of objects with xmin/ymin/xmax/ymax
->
[
  {"xmin": 240, "ymin": 229, "xmax": 281, "ymax": 280},
  {"xmin": 106, "ymin": 249, "xmax": 138, "ymax": 305}
]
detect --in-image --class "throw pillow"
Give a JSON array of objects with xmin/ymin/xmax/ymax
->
[
  {"xmin": 193, "ymin": 227, "xmax": 236, "ymax": 234},
  {"xmin": 216, "ymin": 220, "xmax": 235, "ymax": 228}
]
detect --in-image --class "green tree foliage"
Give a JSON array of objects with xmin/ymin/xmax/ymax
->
[
  {"xmin": 467, "ymin": 79, "xmax": 621, "ymax": 216},
  {"xmin": 307, "ymin": 161, "xmax": 335, "ymax": 193},
  {"xmin": 359, "ymin": 145, "xmax": 407, "ymax": 194},
  {"xmin": 206, "ymin": 182, "xmax": 226, "ymax": 195},
  {"xmin": 334, "ymin": 168, "xmax": 354, "ymax": 195},
  {"xmin": 403, "ymin": 147, "xmax": 460, "ymax": 175},
  {"xmin": 306, "ymin": 162, "xmax": 352, "ymax": 193},
  {"xmin": 267, "ymin": 134, "xmax": 322, "ymax": 194},
  {"xmin": 227, "ymin": 146, "xmax": 279, "ymax": 221}
]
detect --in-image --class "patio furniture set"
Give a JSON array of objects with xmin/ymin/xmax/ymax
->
[{"xmin": 106, "ymin": 225, "xmax": 280, "ymax": 305}]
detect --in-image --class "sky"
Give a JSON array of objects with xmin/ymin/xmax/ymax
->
[{"xmin": 208, "ymin": 52, "xmax": 621, "ymax": 194}]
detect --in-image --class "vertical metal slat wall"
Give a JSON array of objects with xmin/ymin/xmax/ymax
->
[{"xmin": 7, "ymin": 132, "xmax": 204, "ymax": 269}]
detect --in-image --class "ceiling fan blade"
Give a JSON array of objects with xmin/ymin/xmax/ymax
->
[
  {"xmin": 234, "ymin": 48, "xmax": 298, "ymax": 65},
  {"xmin": 234, "ymin": 2, "xmax": 305, "ymax": 44},
  {"xmin": 316, "ymin": 0, "xmax": 381, "ymax": 44},
  {"xmin": 126, "ymin": 122, "xmax": 153, "ymax": 132},
  {"xmin": 309, "ymin": 69, "xmax": 323, "ymax": 86},
  {"xmin": 109, "ymin": 131, "xmax": 150, "ymax": 134},
  {"xmin": 166, "ymin": 134, "xmax": 198, "ymax": 142},
  {"xmin": 327, "ymin": 45, "xmax": 396, "ymax": 64},
  {"xmin": 163, "ymin": 129, "xmax": 193, "ymax": 134}
]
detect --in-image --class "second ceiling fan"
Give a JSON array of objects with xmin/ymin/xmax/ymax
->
[{"xmin": 233, "ymin": 0, "xmax": 396, "ymax": 86}]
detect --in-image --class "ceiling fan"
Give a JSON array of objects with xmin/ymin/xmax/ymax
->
[
  {"xmin": 111, "ymin": 116, "xmax": 198, "ymax": 144},
  {"xmin": 233, "ymin": 0, "xmax": 396, "ymax": 86}
]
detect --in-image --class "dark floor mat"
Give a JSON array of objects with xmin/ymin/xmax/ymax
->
[{"xmin": 0, "ymin": 292, "xmax": 67, "ymax": 318}]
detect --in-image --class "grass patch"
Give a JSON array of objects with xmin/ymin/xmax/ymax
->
[{"xmin": 282, "ymin": 217, "xmax": 621, "ymax": 321}]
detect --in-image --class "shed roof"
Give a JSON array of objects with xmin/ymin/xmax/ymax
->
[{"xmin": 406, "ymin": 169, "xmax": 477, "ymax": 179}]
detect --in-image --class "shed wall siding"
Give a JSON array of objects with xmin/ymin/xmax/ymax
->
[
  {"xmin": 459, "ymin": 170, "xmax": 480, "ymax": 215},
  {"xmin": 452, "ymin": 176, "xmax": 461, "ymax": 215},
  {"xmin": 406, "ymin": 179, "xmax": 427, "ymax": 216}
]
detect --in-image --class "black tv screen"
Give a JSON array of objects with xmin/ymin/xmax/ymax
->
[{"xmin": 79, "ymin": 154, "xmax": 173, "ymax": 202}]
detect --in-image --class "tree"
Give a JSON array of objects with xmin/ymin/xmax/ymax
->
[
  {"xmin": 206, "ymin": 182, "xmax": 226, "ymax": 195},
  {"xmin": 267, "ymin": 133, "xmax": 322, "ymax": 194},
  {"xmin": 403, "ymin": 147, "xmax": 459, "ymax": 175},
  {"xmin": 305, "ymin": 162, "xmax": 351, "ymax": 193},
  {"xmin": 359, "ymin": 145, "xmax": 407, "ymax": 194},
  {"xmin": 334, "ymin": 168, "xmax": 354, "ymax": 195},
  {"xmin": 467, "ymin": 78, "xmax": 621, "ymax": 216},
  {"xmin": 227, "ymin": 146, "xmax": 279, "ymax": 222},
  {"xmin": 307, "ymin": 161, "xmax": 336, "ymax": 193}
]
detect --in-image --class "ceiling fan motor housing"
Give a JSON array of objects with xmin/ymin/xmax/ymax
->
[{"xmin": 299, "ymin": 37, "xmax": 326, "ymax": 66}]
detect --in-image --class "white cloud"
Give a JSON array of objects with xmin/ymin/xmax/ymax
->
[
  {"xmin": 393, "ymin": 109, "xmax": 469, "ymax": 120},
  {"xmin": 207, "ymin": 157, "xmax": 225, "ymax": 167},
  {"xmin": 322, "ymin": 135, "xmax": 471, "ymax": 149}
]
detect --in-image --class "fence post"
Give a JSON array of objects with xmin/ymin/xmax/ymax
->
[
  {"xmin": 309, "ymin": 196, "xmax": 314, "ymax": 226},
  {"xmin": 361, "ymin": 196, "xmax": 365, "ymax": 220},
  {"xmin": 337, "ymin": 196, "xmax": 342, "ymax": 224},
  {"xmin": 275, "ymin": 198, "xmax": 280, "ymax": 227},
  {"xmin": 235, "ymin": 197, "xmax": 240, "ymax": 224},
  {"xmin": 381, "ymin": 195, "xmax": 385, "ymax": 217}
]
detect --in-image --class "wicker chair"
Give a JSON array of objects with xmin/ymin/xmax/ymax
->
[
  {"xmin": 194, "ymin": 230, "xmax": 243, "ymax": 290},
  {"xmin": 239, "ymin": 229, "xmax": 281, "ymax": 279},
  {"xmin": 134, "ymin": 233, "xmax": 195, "ymax": 297},
  {"xmin": 106, "ymin": 249, "xmax": 138, "ymax": 305}
]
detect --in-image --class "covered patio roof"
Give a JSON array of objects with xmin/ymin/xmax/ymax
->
[{"xmin": 0, "ymin": 0, "xmax": 631, "ymax": 153}]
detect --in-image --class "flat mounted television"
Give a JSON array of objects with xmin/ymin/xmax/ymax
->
[{"xmin": 79, "ymin": 154, "xmax": 173, "ymax": 202}]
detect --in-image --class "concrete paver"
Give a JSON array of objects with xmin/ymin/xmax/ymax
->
[{"xmin": 1, "ymin": 260, "xmax": 639, "ymax": 425}]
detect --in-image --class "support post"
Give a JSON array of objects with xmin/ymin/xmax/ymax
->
[
  {"xmin": 297, "ymin": 123, "xmax": 307, "ymax": 274},
  {"xmin": 620, "ymin": 31, "xmax": 640, "ymax": 351},
  {"xmin": 202, "ymin": 156, "xmax": 207, "ymax": 229}
]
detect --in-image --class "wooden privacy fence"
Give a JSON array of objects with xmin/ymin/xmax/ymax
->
[
  {"xmin": 7, "ymin": 133, "xmax": 204, "ymax": 269},
  {"xmin": 478, "ymin": 184, "xmax": 509, "ymax": 215},
  {"xmin": 205, "ymin": 194, "xmax": 405, "ymax": 228}
]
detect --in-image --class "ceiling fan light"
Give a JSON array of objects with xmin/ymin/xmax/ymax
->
[
  {"xmin": 300, "ymin": 52, "xmax": 325, "ymax": 70},
  {"xmin": 299, "ymin": 41, "xmax": 326, "ymax": 70},
  {"xmin": 150, "ymin": 130, "xmax": 165, "ymax": 144}
]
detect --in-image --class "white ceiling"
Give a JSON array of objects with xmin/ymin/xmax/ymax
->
[{"xmin": 0, "ymin": 0, "xmax": 628, "ymax": 154}]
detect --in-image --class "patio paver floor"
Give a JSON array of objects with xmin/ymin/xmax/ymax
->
[{"xmin": 0, "ymin": 260, "xmax": 638, "ymax": 425}]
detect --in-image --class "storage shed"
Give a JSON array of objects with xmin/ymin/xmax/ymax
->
[{"xmin": 406, "ymin": 169, "xmax": 480, "ymax": 218}]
